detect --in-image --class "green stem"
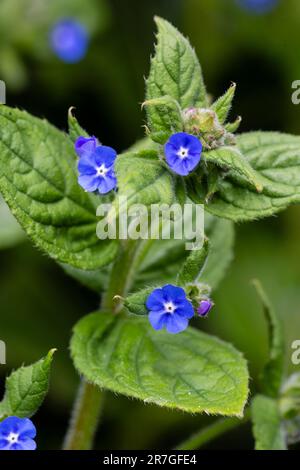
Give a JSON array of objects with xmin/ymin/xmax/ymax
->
[
  {"xmin": 63, "ymin": 381, "xmax": 104, "ymax": 450},
  {"xmin": 64, "ymin": 240, "xmax": 141, "ymax": 450},
  {"xmin": 175, "ymin": 409, "xmax": 251, "ymax": 450},
  {"xmin": 102, "ymin": 240, "xmax": 140, "ymax": 311}
]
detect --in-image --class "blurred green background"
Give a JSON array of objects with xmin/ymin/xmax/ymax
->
[{"xmin": 1, "ymin": 0, "xmax": 300, "ymax": 450}]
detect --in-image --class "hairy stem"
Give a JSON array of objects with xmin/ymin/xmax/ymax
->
[
  {"xmin": 64, "ymin": 240, "xmax": 140, "ymax": 450},
  {"xmin": 63, "ymin": 381, "xmax": 104, "ymax": 450},
  {"xmin": 175, "ymin": 409, "xmax": 251, "ymax": 450}
]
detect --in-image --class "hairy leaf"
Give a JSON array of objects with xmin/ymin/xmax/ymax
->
[
  {"xmin": 0, "ymin": 350, "xmax": 55, "ymax": 420},
  {"xmin": 0, "ymin": 105, "xmax": 118, "ymax": 269},
  {"xmin": 143, "ymin": 95, "xmax": 183, "ymax": 144},
  {"xmin": 211, "ymin": 83, "xmax": 236, "ymax": 125},
  {"xmin": 61, "ymin": 263, "xmax": 109, "ymax": 293},
  {"xmin": 115, "ymin": 150, "xmax": 175, "ymax": 209},
  {"xmin": 124, "ymin": 286, "xmax": 154, "ymax": 316},
  {"xmin": 71, "ymin": 312, "xmax": 249, "ymax": 416},
  {"xmin": 201, "ymin": 214, "xmax": 235, "ymax": 290},
  {"xmin": 253, "ymin": 280, "xmax": 285, "ymax": 398},
  {"xmin": 206, "ymin": 132, "xmax": 300, "ymax": 221},
  {"xmin": 146, "ymin": 17, "xmax": 207, "ymax": 139},
  {"xmin": 134, "ymin": 214, "xmax": 234, "ymax": 291},
  {"xmin": 0, "ymin": 195, "xmax": 25, "ymax": 249},
  {"xmin": 252, "ymin": 395, "xmax": 287, "ymax": 450},
  {"xmin": 68, "ymin": 107, "xmax": 89, "ymax": 143},
  {"xmin": 176, "ymin": 238, "xmax": 209, "ymax": 286},
  {"xmin": 204, "ymin": 146, "xmax": 263, "ymax": 193}
]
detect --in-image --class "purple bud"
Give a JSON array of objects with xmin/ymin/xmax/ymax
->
[{"xmin": 197, "ymin": 299, "xmax": 213, "ymax": 317}]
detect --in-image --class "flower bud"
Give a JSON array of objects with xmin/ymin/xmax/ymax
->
[{"xmin": 197, "ymin": 299, "xmax": 213, "ymax": 317}]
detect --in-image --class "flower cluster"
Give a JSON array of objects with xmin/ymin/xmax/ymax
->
[
  {"xmin": 75, "ymin": 136, "xmax": 117, "ymax": 194},
  {"xmin": 146, "ymin": 284, "xmax": 213, "ymax": 334},
  {"xmin": 0, "ymin": 417, "xmax": 36, "ymax": 451},
  {"xmin": 50, "ymin": 19, "xmax": 89, "ymax": 63}
]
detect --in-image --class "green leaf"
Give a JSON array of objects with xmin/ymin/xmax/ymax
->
[
  {"xmin": 71, "ymin": 312, "xmax": 249, "ymax": 416},
  {"xmin": 225, "ymin": 116, "xmax": 242, "ymax": 134},
  {"xmin": 0, "ymin": 349, "xmax": 55, "ymax": 420},
  {"xmin": 176, "ymin": 238, "xmax": 209, "ymax": 286},
  {"xmin": 0, "ymin": 105, "xmax": 118, "ymax": 269},
  {"xmin": 146, "ymin": 17, "xmax": 207, "ymax": 139},
  {"xmin": 61, "ymin": 263, "xmax": 109, "ymax": 293},
  {"xmin": 203, "ymin": 146, "xmax": 263, "ymax": 193},
  {"xmin": 115, "ymin": 150, "xmax": 175, "ymax": 209},
  {"xmin": 206, "ymin": 132, "xmax": 300, "ymax": 222},
  {"xmin": 211, "ymin": 83, "xmax": 236, "ymax": 125},
  {"xmin": 143, "ymin": 95, "xmax": 183, "ymax": 144},
  {"xmin": 134, "ymin": 214, "xmax": 234, "ymax": 291},
  {"xmin": 0, "ymin": 195, "xmax": 25, "ymax": 249},
  {"xmin": 68, "ymin": 107, "xmax": 89, "ymax": 143},
  {"xmin": 253, "ymin": 280, "xmax": 285, "ymax": 398},
  {"xmin": 251, "ymin": 395, "xmax": 287, "ymax": 450},
  {"xmin": 124, "ymin": 286, "xmax": 154, "ymax": 316},
  {"xmin": 201, "ymin": 214, "xmax": 235, "ymax": 290}
]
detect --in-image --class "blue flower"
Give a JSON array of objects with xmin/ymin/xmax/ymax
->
[
  {"xmin": 75, "ymin": 136, "xmax": 117, "ymax": 194},
  {"xmin": 0, "ymin": 417, "xmax": 36, "ymax": 451},
  {"xmin": 197, "ymin": 299, "xmax": 213, "ymax": 317},
  {"xmin": 146, "ymin": 284, "xmax": 194, "ymax": 334},
  {"xmin": 237, "ymin": 0, "xmax": 279, "ymax": 14},
  {"xmin": 164, "ymin": 132, "xmax": 202, "ymax": 176},
  {"xmin": 50, "ymin": 18, "xmax": 89, "ymax": 63}
]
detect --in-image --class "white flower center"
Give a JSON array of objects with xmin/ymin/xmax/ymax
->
[
  {"xmin": 7, "ymin": 432, "xmax": 19, "ymax": 444},
  {"xmin": 177, "ymin": 146, "xmax": 189, "ymax": 159},
  {"xmin": 96, "ymin": 164, "xmax": 108, "ymax": 177},
  {"xmin": 164, "ymin": 302, "xmax": 176, "ymax": 313}
]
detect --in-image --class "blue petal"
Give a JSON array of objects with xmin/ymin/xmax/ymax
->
[
  {"xmin": 78, "ymin": 157, "xmax": 97, "ymax": 175},
  {"xmin": 19, "ymin": 437, "xmax": 37, "ymax": 450},
  {"xmin": 0, "ymin": 439, "xmax": 10, "ymax": 450},
  {"xmin": 95, "ymin": 146, "xmax": 117, "ymax": 167},
  {"xmin": 0, "ymin": 416, "xmax": 21, "ymax": 435},
  {"xmin": 78, "ymin": 174, "xmax": 101, "ymax": 192},
  {"xmin": 188, "ymin": 137, "xmax": 202, "ymax": 155},
  {"xmin": 168, "ymin": 158, "xmax": 190, "ymax": 176},
  {"xmin": 97, "ymin": 174, "xmax": 117, "ymax": 194},
  {"xmin": 146, "ymin": 288, "xmax": 164, "ymax": 311},
  {"xmin": 9, "ymin": 443, "xmax": 24, "ymax": 450},
  {"xmin": 167, "ymin": 132, "xmax": 189, "ymax": 150},
  {"xmin": 175, "ymin": 299, "xmax": 195, "ymax": 319},
  {"xmin": 149, "ymin": 311, "xmax": 168, "ymax": 330},
  {"xmin": 185, "ymin": 153, "xmax": 201, "ymax": 172},
  {"xmin": 165, "ymin": 313, "xmax": 189, "ymax": 334},
  {"xmin": 18, "ymin": 418, "xmax": 36, "ymax": 439},
  {"xmin": 161, "ymin": 284, "xmax": 187, "ymax": 302},
  {"xmin": 75, "ymin": 136, "xmax": 97, "ymax": 158}
]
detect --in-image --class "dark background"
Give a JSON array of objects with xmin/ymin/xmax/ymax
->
[{"xmin": 0, "ymin": 0, "xmax": 300, "ymax": 449}]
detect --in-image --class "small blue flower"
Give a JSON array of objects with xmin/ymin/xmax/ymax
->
[
  {"xmin": 0, "ymin": 417, "xmax": 36, "ymax": 451},
  {"xmin": 146, "ymin": 284, "xmax": 194, "ymax": 334},
  {"xmin": 50, "ymin": 18, "xmax": 89, "ymax": 63},
  {"xmin": 164, "ymin": 132, "xmax": 202, "ymax": 176},
  {"xmin": 75, "ymin": 136, "xmax": 117, "ymax": 194},
  {"xmin": 197, "ymin": 299, "xmax": 213, "ymax": 317},
  {"xmin": 237, "ymin": 0, "xmax": 279, "ymax": 14}
]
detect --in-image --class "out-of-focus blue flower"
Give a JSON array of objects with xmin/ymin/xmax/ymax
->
[
  {"xmin": 0, "ymin": 417, "xmax": 36, "ymax": 451},
  {"xmin": 75, "ymin": 136, "xmax": 117, "ymax": 194},
  {"xmin": 197, "ymin": 299, "xmax": 213, "ymax": 317},
  {"xmin": 50, "ymin": 19, "xmax": 89, "ymax": 63},
  {"xmin": 237, "ymin": 0, "xmax": 279, "ymax": 14},
  {"xmin": 164, "ymin": 132, "xmax": 202, "ymax": 176},
  {"xmin": 146, "ymin": 284, "xmax": 194, "ymax": 334}
]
